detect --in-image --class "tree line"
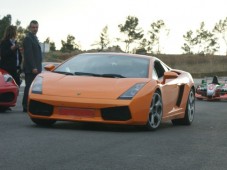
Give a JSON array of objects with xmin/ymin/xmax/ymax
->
[{"xmin": 1, "ymin": 14, "xmax": 227, "ymax": 55}]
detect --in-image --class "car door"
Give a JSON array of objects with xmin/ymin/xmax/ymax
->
[{"xmin": 153, "ymin": 60, "xmax": 179, "ymax": 116}]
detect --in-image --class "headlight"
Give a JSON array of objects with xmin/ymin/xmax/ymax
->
[
  {"xmin": 31, "ymin": 76, "xmax": 43, "ymax": 94},
  {"xmin": 118, "ymin": 83, "xmax": 146, "ymax": 99},
  {"xmin": 3, "ymin": 74, "xmax": 13, "ymax": 83}
]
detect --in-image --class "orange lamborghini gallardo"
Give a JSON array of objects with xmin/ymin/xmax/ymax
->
[{"xmin": 28, "ymin": 53, "xmax": 195, "ymax": 130}]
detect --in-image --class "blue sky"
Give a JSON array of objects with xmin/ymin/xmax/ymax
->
[{"xmin": 1, "ymin": 0, "xmax": 227, "ymax": 54}]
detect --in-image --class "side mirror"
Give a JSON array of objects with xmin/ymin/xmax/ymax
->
[
  {"xmin": 163, "ymin": 71, "xmax": 178, "ymax": 83},
  {"xmin": 44, "ymin": 64, "xmax": 56, "ymax": 71}
]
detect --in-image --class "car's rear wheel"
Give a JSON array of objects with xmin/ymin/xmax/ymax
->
[
  {"xmin": 172, "ymin": 89, "xmax": 195, "ymax": 125},
  {"xmin": 31, "ymin": 118, "xmax": 56, "ymax": 126},
  {"xmin": 145, "ymin": 91, "xmax": 163, "ymax": 131}
]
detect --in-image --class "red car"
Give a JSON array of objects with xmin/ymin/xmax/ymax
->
[{"xmin": 0, "ymin": 68, "xmax": 19, "ymax": 111}]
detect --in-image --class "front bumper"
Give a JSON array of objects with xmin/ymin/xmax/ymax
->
[{"xmin": 28, "ymin": 94, "xmax": 150, "ymax": 125}]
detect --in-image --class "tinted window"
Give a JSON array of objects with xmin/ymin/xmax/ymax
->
[{"xmin": 154, "ymin": 61, "xmax": 165, "ymax": 78}]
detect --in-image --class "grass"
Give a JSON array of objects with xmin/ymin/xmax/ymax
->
[{"xmin": 156, "ymin": 54, "xmax": 227, "ymax": 78}]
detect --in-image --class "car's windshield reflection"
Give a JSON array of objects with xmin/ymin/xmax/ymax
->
[{"xmin": 54, "ymin": 54, "xmax": 149, "ymax": 78}]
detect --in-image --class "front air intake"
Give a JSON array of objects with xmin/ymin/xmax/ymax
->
[
  {"xmin": 101, "ymin": 106, "xmax": 131, "ymax": 121},
  {"xmin": 0, "ymin": 92, "xmax": 15, "ymax": 102},
  {"xmin": 29, "ymin": 100, "xmax": 53, "ymax": 116}
]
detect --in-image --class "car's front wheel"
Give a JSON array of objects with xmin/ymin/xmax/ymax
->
[
  {"xmin": 172, "ymin": 89, "xmax": 195, "ymax": 125},
  {"xmin": 145, "ymin": 91, "xmax": 163, "ymax": 131},
  {"xmin": 31, "ymin": 118, "xmax": 56, "ymax": 126}
]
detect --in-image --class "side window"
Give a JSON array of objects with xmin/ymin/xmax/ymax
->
[
  {"xmin": 152, "ymin": 68, "xmax": 158, "ymax": 80},
  {"xmin": 161, "ymin": 62, "xmax": 170, "ymax": 72},
  {"xmin": 154, "ymin": 61, "xmax": 165, "ymax": 79}
]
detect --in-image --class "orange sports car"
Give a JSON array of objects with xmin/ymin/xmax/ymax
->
[{"xmin": 28, "ymin": 52, "xmax": 195, "ymax": 130}]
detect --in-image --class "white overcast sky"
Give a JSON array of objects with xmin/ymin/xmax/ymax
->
[{"xmin": 1, "ymin": 0, "xmax": 227, "ymax": 54}]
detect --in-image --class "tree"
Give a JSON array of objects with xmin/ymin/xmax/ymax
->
[
  {"xmin": 135, "ymin": 38, "xmax": 148, "ymax": 54},
  {"xmin": 118, "ymin": 16, "xmax": 144, "ymax": 52},
  {"xmin": 44, "ymin": 37, "xmax": 56, "ymax": 51},
  {"xmin": 213, "ymin": 17, "xmax": 227, "ymax": 55},
  {"xmin": 182, "ymin": 22, "xmax": 219, "ymax": 55},
  {"xmin": 92, "ymin": 25, "xmax": 110, "ymax": 51},
  {"xmin": 60, "ymin": 35, "xmax": 79, "ymax": 52},
  {"xmin": 0, "ymin": 16, "xmax": 26, "ymax": 48},
  {"xmin": 0, "ymin": 14, "xmax": 12, "ymax": 40},
  {"xmin": 15, "ymin": 20, "xmax": 27, "ymax": 46},
  {"xmin": 195, "ymin": 22, "xmax": 219, "ymax": 55},
  {"xmin": 49, "ymin": 42, "xmax": 56, "ymax": 51},
  {"xmin": 181, "ymin": 30, "xmax": 196, "ymax": 54},
  {"xmin": 147, "ymin": 20, "xmax": 169, "ymax": 54}
]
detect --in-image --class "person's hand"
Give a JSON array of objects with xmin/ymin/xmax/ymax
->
[
  {"xmin": 32, "ymin": 68, "xmax": 38, "ymax": 74},
  {"xmin": 10, "ymin": 44, "xmax": 19, "ymax": 50}
]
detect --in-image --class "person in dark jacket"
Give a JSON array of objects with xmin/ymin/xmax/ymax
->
[
  {"xmin": 22, "ymin": 20, "xmax": 42, "ymax": 112},
  {"xmin": 0, "ymin": 25, "xmax": 22, "ymax": 86}
]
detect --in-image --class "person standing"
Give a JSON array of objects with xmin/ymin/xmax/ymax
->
[
  {"xmin": 0, "ymin": 25, "xmax": 22, "ymax": 87},
  {"xmin": 22, "ymin": 20, "xmax": 42, "ymax": 112}
]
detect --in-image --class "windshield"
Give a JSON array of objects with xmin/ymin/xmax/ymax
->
[{"xmin": 54, "ymin": 54, "xmax": 149, "ymax": 78}]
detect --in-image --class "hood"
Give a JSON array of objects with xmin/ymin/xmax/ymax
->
[{"xmin": 41, "ymin": 72, "xmax": 149, "ymax": 99}]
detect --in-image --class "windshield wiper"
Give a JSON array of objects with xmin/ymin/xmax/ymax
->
[
  {"xmin": 101, "ymin": 74, "xmax": 125, "ymax": 78},
  {"xmin": 74, "ymin": 72, "xmax": 101, "ymax": 77},
  {"xmin": 54, "ymin": 71, "xmax": 74, "ymax": 75},
  {"xmin": 74, "ymin": 72, "xmax": 125, "ymax": 78}
]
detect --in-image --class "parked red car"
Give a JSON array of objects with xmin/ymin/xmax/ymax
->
[{"xmin": 0, "ymin": 68, "xmax": 19, "ymax": 111}]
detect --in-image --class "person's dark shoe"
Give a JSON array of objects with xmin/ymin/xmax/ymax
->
[
  {"xmin": 0, "ymin": 107, "xmax": 11, "ymax": 112},
  {"xmin": 23, "ymin": 108, "xmax": 27, "ymax": 112}
]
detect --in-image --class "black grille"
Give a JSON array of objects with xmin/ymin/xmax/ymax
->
[
  {"xmin": 0, "ymin": 92, "xmax": 15, "ymax": 102},
  {"xmin": 29, "ymin": 100, "xmax": 53, "ymax": 116},
  {"xmin": 101, "ymin": 106, "xmax": 131, "ymax": 121}
]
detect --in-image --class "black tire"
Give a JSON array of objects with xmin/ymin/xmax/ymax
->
[
  {"xmin": 145, "ymin": 91, "xmax": 163, "ymax": 131},
  {"xmin": 196, "ymin": 97, "xmax": 203, "ymax": 101},
  {"xmin": 172, "ymin": 89, "xmax": 195, "ymax": 125},
  {"xmin": 31, "ymin": 118, "xmax": 56, "ymax": 126}
]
